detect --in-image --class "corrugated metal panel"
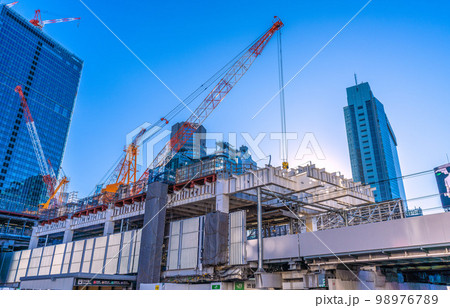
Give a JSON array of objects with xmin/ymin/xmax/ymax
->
[
  {"xmin": 180, "ymin": 217, "xmax": 200, "ymax": 269},
  {"xmin": 91, "ymin": 236, "xmax": 106, "ymax": 274},
  {"xmin": 27, "ymin": 247, "xmax": 42, "ymax": 277},
  {"xmin": 69, "ymin": 240, "xmax": 85, "ymax": 273},
  {"xmin": 38, "ymin": 245, "xmax": 55, "ymax": 276},
  {"xmin": 131, "ymin": 230, "xmax": 141, "ymax": 273},
  {"xmin": 61, "ymin": 242, "xmax": 72, "ymax": 274},
  {"xmin": 167, "ymin": 217, "xmax": 202, "ymax": 270},
  {"xmin": 104, "ymin": 233, "xmax": 121, "ymax": 274},
  {"xmin": 6, "ymin": 251, "xmax": 21, "ymax": 283},
  {"xmin": 229, "ymin": 210, "xmax": 246, "ymax": 265},
  {"xmin": 50, "ymin": 243, "xmax": 66, "ymax": 275},
  {"xmin": 167, "ymin": 221, "xmax": 180, "ymax": 270},
  {"xmin": 81, "ymin": 239, "xmax": 94, "ymax": 273},
  {"xmin": 118, "ymin": 230, "xmax": 133, "ymax": 274}
]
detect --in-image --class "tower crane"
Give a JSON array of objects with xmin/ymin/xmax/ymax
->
[
  {"xmin": 137, "ymin": 17, "xmax": 284, "ymax": 185},
  {"xmin": 277, "ymin": 29, "xmax": 289, "ymax": 170},
  {"xmin": 102, "ymin": 128, "xmax": 146, "ymax": 194},
  {"xmin": 14, "ymin": 86, "xmax": 68, "ymax": 210},
  {"xmin": 29, "ymin": 9, "xmax": 80, "ymax": 29},
  {"xmin": 97, "ymin": 17, "xmax": 284, "ymax": 197},
  {"xmin": 6, "ymin": 1, "xmax": 18, "ymax": 8}
]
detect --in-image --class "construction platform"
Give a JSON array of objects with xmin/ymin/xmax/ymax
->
[{"xmin": 1, "ymin": 165, "xmax": 448, "ymax": 290}]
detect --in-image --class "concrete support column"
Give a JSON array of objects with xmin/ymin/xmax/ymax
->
[
  {"xmin": 256, "ymin": 187, "xmax": 264, "ymax": 273},
  {"xmin": 137, "ymin": 182, "xmax": 168, "ymax": 289},
  {"xmin": 28, "ymin": 227, "xmax": 39, "ymax": 249},
  {"xmin": 305, "ymin": 216, "xmax": 317, "ymax": 232},
  {"xmin": 215, "ymin": 179, "xmax": 229, "ymax": 213},
  {"xmin": 103, "ymin": 209, "xmax": 114, "ymax": 236},
  {"xmin": 63, "ymin": 219, "xmax": 73, "ymax": 243}
]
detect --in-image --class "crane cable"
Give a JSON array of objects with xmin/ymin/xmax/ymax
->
[
  {"xmin": 140, "ymin": 25, "xmax": 273, "ymax": 138},
  {"xmin": 277, "ymin": 30, "xmax": 288, "ymax": 170},
  {"xmin": 91, "ymin": 26, "xmax": 274, "ymax": 193}
]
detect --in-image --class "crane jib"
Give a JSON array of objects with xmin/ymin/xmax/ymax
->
[{"xmin": 138, "ymin": 17, "xmax": 284, "ymax": 184}]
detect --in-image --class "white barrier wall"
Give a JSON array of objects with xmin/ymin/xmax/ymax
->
[
  {"xmin": 167, "ymin": 217, "xmax": 203, "ymax": 271},
  {"xmin": 6, "ymin": 229, "xmax": 142, "ymax": 284}
]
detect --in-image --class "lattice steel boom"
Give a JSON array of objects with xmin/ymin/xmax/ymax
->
[
  {"xmin": 139, "ymin": 17, "xmax": 284, "ymax": 183},
  {"xmin": 15, "ymin": 85, "xmax": 56, "ymax": 196}
]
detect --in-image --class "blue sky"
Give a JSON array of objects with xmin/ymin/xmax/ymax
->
[{"xmin": 6, "ymin": 0, "xmax": 450, "ymax": 213}]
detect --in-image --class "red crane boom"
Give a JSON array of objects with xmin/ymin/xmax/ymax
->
[
  {"xmin": 29, "ymin": 9, "xmax": 80, "ymax": 29},
  {"xmin": 139, "ymin": 17, "xmax": 284, "ymax": 183},
  {"xmin": 15, "ymin": 86, "xmax": 56, "ymax": 196}
]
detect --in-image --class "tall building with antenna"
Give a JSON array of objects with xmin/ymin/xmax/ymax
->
[
  {"xmin": 344, "ymin": 80, "xmax": 407, "ymax": 209},
  {"xmin": 0, "ymin": 3, "xmax": 82, "ymax": 244}
]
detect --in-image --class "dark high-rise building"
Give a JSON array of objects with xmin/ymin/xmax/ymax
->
[
  {"xmin": 344, "ymin": 81, "xmax": 407, "ymax": 208},
  {"xmin": 167, "ymin": 122, "xmax": 207, "ymax": 172},
  {"xmin": 0, "ymin": 4, "xmax": 83, "ymax": 215},
  {"xmin": 170, "ymin": 122, "xmax": 207, "ymax": 159},
  {"xmin": 434, "ymin": 163, "xmax": 450, "ymax": 212}
]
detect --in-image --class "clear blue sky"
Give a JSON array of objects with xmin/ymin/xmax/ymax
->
[{"xmin": 7, "ymin": 0, "xmax": 450, "ymax": 213}]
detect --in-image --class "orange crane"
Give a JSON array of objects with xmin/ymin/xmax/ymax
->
[
  {"xmin": 138, "ymin": 17, "xmax": 284, "ymax": 184},
  {"xmin": 102, "ymin": 128, "xmax": 146, "ymax": 193},
  {"xmin": 100, "ymin": 17, "xmax": 283, "ymax": 196},
  {"xmin": 15, "ymin": 86, "xmax": 68, "ymax": 210},
  {"xmin": 29, "ymin": 9, "xmax": 80, "ymax": 29}
]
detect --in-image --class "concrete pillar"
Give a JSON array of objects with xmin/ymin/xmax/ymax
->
[
  {"xmin": 62, "ymin": 219, "xmax": 73, "ymax": 243},
  {"xmin": 28, "ymin": 227, "xmax": 38, "ymax": 249},
  {"xmin": 305, "ymin": 216, "xmax": 316, "ymax": 232},
  {"xmin": 136, "ymin": 182, "xmax": 168, "ymax": 289},
  {"xmin": 256, "ymin": 187, "xmax": 264, "ymax": 273},
  {"xmin": 103, "ymin": 209, "xmax": 114, "ymax": 236},
  {"xmin": 215, "ymin": 179, "xmax": 229, "ymax": 213}
]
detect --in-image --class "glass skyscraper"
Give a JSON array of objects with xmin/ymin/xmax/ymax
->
[
  {"xmin": 344, "ymin": 81, "xmax": 407, "ymax": 208},
  {"xmin": 0, "ymin": 4, "xmax": 83, "ymax": 213},
  {"xmin": 167, "ymin": 122, "xmax": 207, "ymax": 171}
]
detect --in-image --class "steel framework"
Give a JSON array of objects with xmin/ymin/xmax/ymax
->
[
  {"xmin": 138, "ymin": 17, "xmax": 284, "ymax": 184},
  {"xmin": 315, "ymin": 199, "xmax": 405, "ymax": 231}
]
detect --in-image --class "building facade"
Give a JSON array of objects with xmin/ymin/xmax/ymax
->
[
  {"xmin": 0, "ymin": 4, "xmax": 83, "ymax": 214},
  {"xmin": 434, "ymin": 163, "xmax": 450, "ymax": 211},
  {"xmin": 344, "ymin": 81, "xmax": 406, "ymax": 207},
  {"xmin": 166, "ymin": 122, "xmax": 207, "ymax": 174}
]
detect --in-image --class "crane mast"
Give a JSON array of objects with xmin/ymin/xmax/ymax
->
[
  {"xmin": 102, "ymin": 128, "xmax": 146, "ymax": 193},
  {"xmin": 15, "ymin": 86, "xmax": 67, "ymax": 209},
  {"xmin": 15, "ymin": 86, "xmax": 56, "ymax": 195},
  {"xmin": 139, "ymin": 17, "xmax": 284, "ymax": 183},
  {"xmin": 277, "ymin": 30, "xmax": 289, "ymax": 170}
]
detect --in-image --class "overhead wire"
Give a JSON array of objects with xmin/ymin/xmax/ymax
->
[
  {"xmin": 96, "ymin": 26, "xmax": 274, "ymax": 192},
  {"xmin": 137, "ymin": 25, "xmax": 273, "ymax": 141}
]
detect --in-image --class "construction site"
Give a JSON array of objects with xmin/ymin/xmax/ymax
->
[{"xmin": 0, "ymin": 3, "xmax": 450, "ymax": 291}]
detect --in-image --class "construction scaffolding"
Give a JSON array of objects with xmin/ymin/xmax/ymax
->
[{"xmin": 315, "ymin": 199, "xmax": 405, "ymax": 231}]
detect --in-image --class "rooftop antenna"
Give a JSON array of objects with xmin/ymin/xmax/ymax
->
[
  {"xmin": 446, "ymin": 153, "xmax": 449, "ymax": 164},
  {"xmin": 354, "ymin": 73, "xmax": 358, "ymax": 85}
]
